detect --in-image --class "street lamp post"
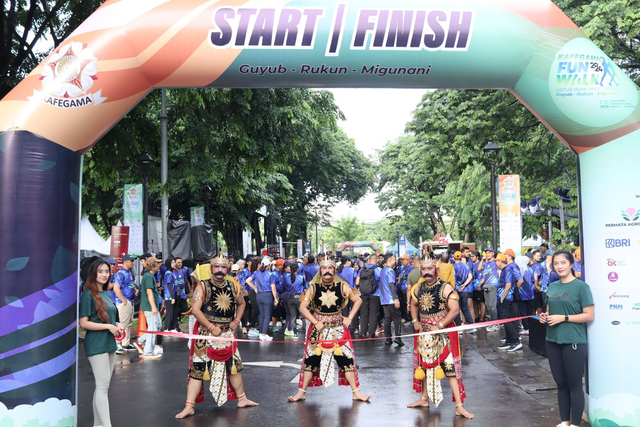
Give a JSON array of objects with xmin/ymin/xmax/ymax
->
[
  {"xmin": 137, "ymin": 151, "xmax": 154, "ymax": 253},
  {"xmin": 483, "ymin": 139, "xmax": 500, "ymax": 251},
  {"xmin": 396, "ymin": 225, "xmax": 400, "ymax": 257}
]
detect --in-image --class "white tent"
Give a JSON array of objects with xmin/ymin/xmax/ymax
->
[{"xmin": 80, "ymin": 216, "xmax": 107, "ymax": 252}]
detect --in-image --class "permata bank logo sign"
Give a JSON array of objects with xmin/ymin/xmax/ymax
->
[{"xmin": 28, "ymin": 42, "xmax": 107, "ymax": 109}]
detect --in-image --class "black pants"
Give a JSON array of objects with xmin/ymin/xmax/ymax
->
[
  {"xmin": 242, "ymin": 295, "xmax": 252, "ymax": 327},
  {"xmin": 546, "ymin": 342, "xmax": 588, "ymax": 425},
  {"xmin": 342, "ymin": 300, "xmax": 359, "ymax": 335},
  {"xmin": 398, "ymin": 287, "xmax": 410, "ymax": 321},
  {"xmin": 163, "ymin": 300, "xmax": 177, "ymax": 331},
  {"xmin": 360, "ymin": 295, "xmax": 380, "ymax": 338},
  {"xmin": 517, "ymin": 299, "xmax": 535, "ymax": 330},
  {"xmin": 498, "ymin": 299, "xmax": 519, "ymax": 345},
  {"xmin": 249, "ymin": 289, "xmax": 259, "ymax": 328},
  {"xmin": 383, "ymin": 304, "xmax": 402, "ymax": 339}
]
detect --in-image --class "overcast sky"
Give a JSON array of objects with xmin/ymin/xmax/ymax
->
[{"xmin": 327, "ymin": 88, "xmax": 426, "ymax": 223}]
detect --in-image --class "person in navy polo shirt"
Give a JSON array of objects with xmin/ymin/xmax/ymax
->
[
  {"xmin": 302, "ymin": 255, "xmax": 319, "ymax": 284},
  {"xmin": 356, "ymin": 254, "xmax": 382, "ymax": 339},
  {"xmin": 113, "ymin": 254, "xmax": 137, "ymax": 354},
  {"xmin": 453, "ymin": 251, "xmax": 476, "ymax": 333},
  {"xmin": 496, "ymin": 253, "xmax": 521, "ymax": 352},
  {"xmin": 380, "ymin": 253, "xmax": 403, "ymax": 346}
]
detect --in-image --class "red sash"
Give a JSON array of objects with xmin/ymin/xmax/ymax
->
[{"xmin": 188, "ymin": 320, "xmax": 238, "ymax": 404}]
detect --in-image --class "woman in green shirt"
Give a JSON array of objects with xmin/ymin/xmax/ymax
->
[
  {"xmin": 540, "ymin": 250, "xmax": 594, "ymax": 427},
  {"xmin": 79, "ymin": 259, "xmax": 120, "ymax": 427}
]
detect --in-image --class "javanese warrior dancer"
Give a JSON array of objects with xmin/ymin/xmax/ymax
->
[
  {"xmin": 288, "ymin": 258, "xmax": 371, "ymax": 402},
  {"xmin": 408, "ymin": 259, "xmax": 474, "ymax": 419},
  {"xmin": 175, "ymin": 252, "xmax": 258, "ymax": 419}
]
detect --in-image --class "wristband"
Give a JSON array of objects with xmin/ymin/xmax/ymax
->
[
  {"xmin": 411, "ymin": 319, "xmax": 419, "ymax": 324},
  {"xmin": 233, "ymin": 318, "xmax": 241, "ymax": 325},
  {"xmin": 347, "ymin": 315, "xmax": 353, "ymax": 321},
  {"xmin": 437, "ymin": 322, "xmax": 444, "ymax": 329},
  {"xmin": 208, "ymin": 323, "xmax": 214, "ymax": 331}
]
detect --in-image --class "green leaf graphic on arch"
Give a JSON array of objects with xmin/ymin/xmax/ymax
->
[{"xmin": 6, "ymin": 257, "xmax": 29, "ymax": 271}]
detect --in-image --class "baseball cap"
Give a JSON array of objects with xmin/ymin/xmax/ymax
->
[
  {"xmin": 485, "ymin": 248, "xmax": 495, "ymax": 253},
  {"xmin": 106, "ymin": 258, "xmax": 116, "ymax": 265},
  {"xmin": 231, "ymin": 264, "xmax": 240, "ymax": 272},
  {"xmin": 261, "ymin": 258, "xmax": 271, "ymax": 267},
  {"xmin": 496, "ymin": 253, "xmax": 507, "ymax": 262},
  {"xmin": 275, "ymin": 259, "xmax": 285, "ymax": 266},
  {"xmin": 140, "ymin": 252, "xmax": 153, "ymax": 260},
  {"xmin": 453, "ymin": 251, "xmax": 463, "ymax": 259},
  {"xmin": 145, "ymin": 256, "xmax": 160, "ymax": 264},
  {"xmin": 122, "ymin": 254, "xmax": 136, "ymax": 261},
  {"xmin": 401, "ymin": 254, "xmax": 410, "ymax": 260},
  {"xmin": 504, "ymin": 248, "xmax": 515, "ymax": 258},
  {"xmin": 574, "ymin": 247, "xmax": 581, "ymax": 255}
]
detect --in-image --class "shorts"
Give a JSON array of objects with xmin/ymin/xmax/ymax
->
[{"xmin": 472, "ymin": 290, "xmax": 485, "ymax": 303}]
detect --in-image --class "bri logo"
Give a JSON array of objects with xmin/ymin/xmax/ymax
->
[
  {"xmin": 605, "ymin": 239, "xmax": 630, "ymax": 248},
  {"xmin": 609, "ymin": 304, "xmax": 623, "ymax": 310}
]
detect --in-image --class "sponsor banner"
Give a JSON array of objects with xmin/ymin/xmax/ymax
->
[
  {"xmin": 399, "ymin": 234, "xmax": 406, "ymax": 257},
  {"xmin": 498, "ymin": 175, "xmax": 521, "ymax": 255},
  {"xmin": 190, "ymin": 206, "xmax": 205, "ymax": 227},
  {"xmin": 242, "ymin": 229, "xmax": 252, "ymax": 258},
  {"xmin": 297, "ymin": 239, "xmax": 303, "ymax": 259},
  {"xmin": 123, "ymin": 184, "xmax": 143, "ymax": 255},
  {"xmin": 109, "ymin": 225, "xmax": 130, "ymax": 270}
]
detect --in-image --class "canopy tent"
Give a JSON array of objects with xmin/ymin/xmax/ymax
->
[
  {"xmin": 388, "ymin": 235, "xmax": 420, "ymax": 256},
  {"xmin": 79, "ymin": 216, "xmax": 106, "ymax": 252},
  {"xmin": 336, "ymin": 241, "xmax": 380, "ymax": 252}
]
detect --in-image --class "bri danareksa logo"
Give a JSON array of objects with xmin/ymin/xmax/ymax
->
[{"xmin": 28, "ymin": 41, "xmax": 107, "ymax": 109}]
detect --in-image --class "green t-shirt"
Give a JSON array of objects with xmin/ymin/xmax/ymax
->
[
  {"xmin": 408, "ymin": 267, "xmax": 422, "ymax": 288},
  {"xmin": 80, "ymin": 290, "xmax": 118, "ymax": 357},
  {"xmin": 140, "ymin": 271, "xmax": 159, "ymax": 312},
  {"xmin": 545, "ymin": 278, "xmax": 594, "ymax": 344}
]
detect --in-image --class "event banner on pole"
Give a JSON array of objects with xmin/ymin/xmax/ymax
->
[
  {"xmin": 498, "ymin": 175, "xmax": 522, "ymax": 256},
  {"xmin": 242, "ymin": 229, "xmax": 252, "ymax": 258},
  {"xmin": 190, "ymin": 206, "xmax": 205, "ymax": 226},
  {"xmin": 399, "ymin": 234, "xmax": 407, "ymax": 257},
  {"xmin": 297, "ymin": 239, "xmax": 303, "ymax": 258},
  {"xmin": 109, "ymin": 225, "xmax": 130, "ymax": 270},
  {"xmin": 123, "ymin": 184, "xmax": 143, "ymax": 255}
]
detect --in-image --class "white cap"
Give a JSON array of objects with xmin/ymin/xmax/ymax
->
[{"xmin": 261, "ymin": 258, "xmax": 271, "ymax": 267}]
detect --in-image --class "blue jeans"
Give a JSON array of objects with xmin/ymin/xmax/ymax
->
[
  {"xmin": 143, "ymin": 311, "xmax": 161, "ymax": 355},
  {"xmin": 256, "ymin": 292, "xmax": 274, "ymax": 334}
]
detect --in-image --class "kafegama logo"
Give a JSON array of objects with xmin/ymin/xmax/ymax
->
[{"xmin": 28, "ymin": 42, "xmax": 107, "ymax": 108}]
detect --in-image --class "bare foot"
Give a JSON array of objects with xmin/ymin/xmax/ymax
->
[
  {"xmin": 352, "ymin": 390, "xmax": 371, "ymax": 402},
  {"xmin": 407, "ymin": 397, "xmax": 430, "ymax": 408},
  {"xmin": 455, "ymin": 405, "xmax": 475, "ymax": 419},
  {"xmin": 175, "ymin": 406, "xmax": 195, "ymax": 419},
  {"xmin": 287, "ymin": 391, "xmax": 307, "ymax": 402},
  {"xmin": 237, "ymin": 397, "xmax": 259, "ymax": 408}
]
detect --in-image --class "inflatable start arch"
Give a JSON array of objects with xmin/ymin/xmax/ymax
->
[{"xmin": 1, "ymin": 1, "xmax": 639, "ymax": 425}]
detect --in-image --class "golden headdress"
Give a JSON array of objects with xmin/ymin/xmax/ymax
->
[
  {"xmin": 209, "ymin": 250, "xmax": 229, "ymax": 266},
  {"xmin": 318, "ymin": 257, "xmax": 336, "ymax": 268}
]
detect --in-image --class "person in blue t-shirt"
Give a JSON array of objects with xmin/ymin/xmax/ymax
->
[
  {"xmin": 397, "ymin": 254, "xmax": 412, "ymax": 322},
  {"xmin": 573, "ymin": 248, "xmax": 582, "ymax": 279},
  {"xmin": 496, "ymin": 253, "xmax": 521, "ymax": 351},
  {"xmin": 356, "ymin": 254, "xmax": 382, "ymax": 338},
  {"xmin": 246, "ymin": 257, "xmax": 279, "ymax": 341},
  {"xmin": 514, "ymin": 256, "xmax": 536, "ymax": 335},
  {"xmin": 302, "ymin": 255, "xmax": 319, "ymax": 285},
  {"xmin": 453, "ymin": 251, "xmax": 476, "ymax": 332},
  {"xmin": 162, "ymin": 258, "xmax": 180, "ymax": 332},
  {"xmin": 283, "ymin": 262, "xmax": 305, "ymax": 338},
  {"xmin": 477, "ymin": 248, "xmax": 499, "ymax": 329},
  {"xmin": 338, "ymin": 257, "xmax": 359, "ymax": 335},
  {"xmin": 271, "ymin": 259, "xmax": 287, "ymax": 333},
  {"xmin": 112, "ymin": 254, "xmax": 137, "ymax": 353},
  {"xmin": 380, "ymin": 253, "xmax": 403, "ymax": 346},
  {"xmin": 468, "ymin": 251, "xmax": 486, "ymax": 323}
]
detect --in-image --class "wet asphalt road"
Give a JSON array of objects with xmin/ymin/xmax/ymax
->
[{"xmin": 77, "ymin": 322, "xmax": 588, "ymax": 427}]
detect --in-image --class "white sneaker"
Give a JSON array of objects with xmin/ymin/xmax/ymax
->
[
  {"xmin": 467, "ymin": 328, "xmax": 478, "ymax": 333},
  {"xmin": 296, "ymin": 319, "xmax": 303, "ymax": 326},
  {"xmin": 269, "ymin": 321, "xmax": 273, "ymax": 326},
  {"xmin": 556, "ymin": 423, "xmax": 569, "ymax": 427},
  {"xmin": 276, "ymin": 321, "xmax": 282, "ymax": 327},
  {"xmin": 520, "ymin": 330, "xmax": 529, "ymax": 336},
  {"xmin": 259, "ymin": 334, "xmax": 273, "ymax": 341},
  {"xmin": 153, "ymin": 346, "xmax": 163, "ymax": 355}
]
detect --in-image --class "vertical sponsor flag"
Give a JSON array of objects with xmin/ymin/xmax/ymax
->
[
  {"xmin": 297, "ymin": 239, "xmax": 303, "ymax": 258},
  {"xmin": 399, "ymin": 234, "xmax": 407, "ymax": 257},
  {"xmin": 242, "ymin": 229, "xmax": 252, "ymax": 258},
  {"xmin": 110, "ymin": 225, "xmax": 130, "ymax": 271},
  {"xmin": 191, "ymin": 206, "xmax": 205, "ymax": 226},
  {"xmin": 498, "ymin": 175, "xmax": 522, "ymax": 255},
  {"xmin": 123, "ymin": 184, "xmax": 143, "ymax": 255}
]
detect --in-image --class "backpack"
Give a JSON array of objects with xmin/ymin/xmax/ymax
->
[{"xmin": 359, "ymin": 266, "xmax": 378, "ymax": 294}]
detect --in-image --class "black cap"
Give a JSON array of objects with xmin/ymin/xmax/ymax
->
[
  {"xmin": 122, "ymin": 254, "xmax": 136, "ymax": 261},
  {"xmin": 140, "ymin": 252, "xmax": 153, "ymax": 260}
]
